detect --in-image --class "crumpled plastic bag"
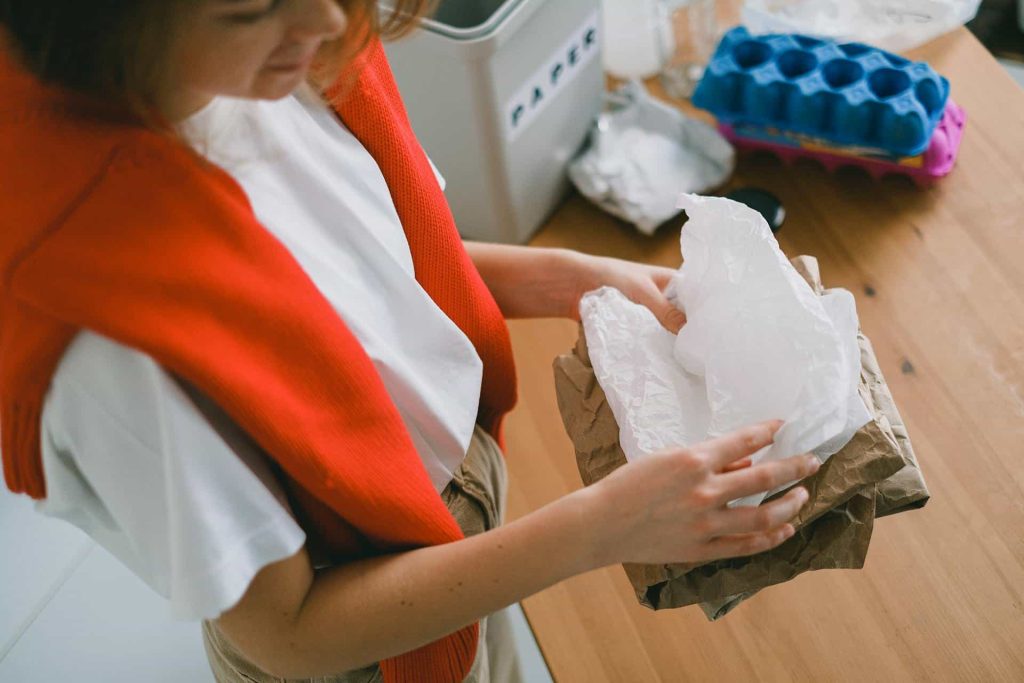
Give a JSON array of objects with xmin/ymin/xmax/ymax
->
[
  {"xmin": 741, "ymin": 0, "xmax": 981, "ymax": 53},
  {"xmin": 568, "ymin": 81, "xmax": 734, "ymax": 235},
  {"xmin": 580, "ymin": 194, "xmax": 871, "ymax": 506}
]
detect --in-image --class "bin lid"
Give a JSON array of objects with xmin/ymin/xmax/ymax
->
[{"xmin": 381, "ymin": 0, "xmax": 526, "ymax": 41}]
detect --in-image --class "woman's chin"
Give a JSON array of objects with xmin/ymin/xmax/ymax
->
[{"xmin": 253, "ymin": 69, "xmax": 310, "ymax": 99}]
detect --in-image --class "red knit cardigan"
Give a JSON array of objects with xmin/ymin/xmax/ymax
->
[{"xmin": 0, "ymin": 39, "xmax": 517, "ymax": 683}]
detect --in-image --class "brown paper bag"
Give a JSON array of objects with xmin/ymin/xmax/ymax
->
[
  {"xmin": 859, "ymin": 334, "xmax": 930, "ymax": 516},
  {"xmin": 789, "ymin": 257, "xmax": 930, "ymax": 517},
  {"xmin": 688, "ymin": 488, "xmax": 876, "ymax": 620},
  {"xmin": 553, "ymin": 255, "xmax": 928, "ymax": 618},
  {"xmin": 554, "ymin": 328, "xmax": 884, "ymax": 613}
]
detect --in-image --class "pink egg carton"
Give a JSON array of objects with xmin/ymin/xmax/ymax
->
[{"xmin": 718, "ymin": 99, "xmax": 965, "ymax": 185}]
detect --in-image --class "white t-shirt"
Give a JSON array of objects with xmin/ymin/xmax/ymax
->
[{"xmin": 35, "ymin": 83, "xmax": 484, "ymax": 620}]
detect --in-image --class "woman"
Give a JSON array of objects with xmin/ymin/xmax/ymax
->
[{"xmin": 0, "ymin": 1, "xmax": 818, "ymax": 681}]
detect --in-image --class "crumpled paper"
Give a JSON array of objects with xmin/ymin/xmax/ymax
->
[
  {"xmin": 741, "ymin": 0, "xmax": 981, "ymax": 53},
  {"xmin": 581, "ymin": 194, "xmax": 871, "ymax": 506},
  {"xmin": 568, "ymin": 81, "xmax": 734, "ymax": 235},
  {"xmin": 553, "ymin": 254, "xmax": 930, "ymax": 619}
]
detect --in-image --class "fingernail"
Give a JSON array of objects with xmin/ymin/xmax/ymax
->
[
  {"xmin": 666, "ymin": 309, "xmax": 686, "ymax": 332},
  {"xmin": 806, "ymin": 455, "xmax": 820, "ymax": 472},
  {"xmin": 797, "ymin": 487, "xmax": 809, "ymax": 503}
]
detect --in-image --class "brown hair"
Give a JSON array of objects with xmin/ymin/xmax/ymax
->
[{"xmin": 0, "ymin": 0, "xmax": 433, "ymax": 124}]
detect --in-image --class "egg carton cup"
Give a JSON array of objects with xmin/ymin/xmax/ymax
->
[
  {"xmin": 719, "ymin": 99, "xmax": 965, "ymax": 185},
  {"xmin": 693, "ymin": 26, "xmax": 950, "ymax": 156}
]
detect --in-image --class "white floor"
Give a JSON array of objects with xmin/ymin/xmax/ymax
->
[{"xmin": 0, "ymin": 487, "xmax": 553, "ymax": 682}]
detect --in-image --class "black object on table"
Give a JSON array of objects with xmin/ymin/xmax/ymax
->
[{"xmin": 725, "ymin": 187, "xmax": 786, "ymax": 233}]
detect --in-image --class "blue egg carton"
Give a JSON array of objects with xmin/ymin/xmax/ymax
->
[{"xmin": 692, "ymin": 27, "xmax": 950, "ymax": 156}]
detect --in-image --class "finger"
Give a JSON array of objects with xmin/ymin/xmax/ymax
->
[
  {"xmin": 720, "ymin": 456, "xmax": 752, "ymax": 473},
  {"xmin": 699, "ymin": 523, "xmax": 796, "ymax": 561},
  {"xmin": 633, "ymin": 281, "xmax": 687, "ymax": 333},
  {"xmin": 712, "ymin": 453, "xmax": 819, "ymax": 505},
  {"xmin": 660, "ymin": 273, "xmax": 680, "ymax": 306},
  {"xmin": 706, "ymin": 486, "xmax": 809, "ymax": 536},
  {"xmin": 693, "ymin": 420, "xmax": 784, "ymax": 469},
  {"xmin": 648, "ymin": 267, "xmax": 677, "ymax": 291},
  {"xmin": 663, "ymin": 306, "xmax": 687, "ymax": 334}
]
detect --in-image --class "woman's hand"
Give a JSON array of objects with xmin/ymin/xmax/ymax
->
[
  {"xmin": 583, "ymin": 419, "xmax": 819, "ymax": 567},
  {"xmin": 464, "ymin": 243, "xmax": 685, "ymax": 331},
  {"xmin": 565, "ymin": 251, "xmax": 686, "ymax": 333}
]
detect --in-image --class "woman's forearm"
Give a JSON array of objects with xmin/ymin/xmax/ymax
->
[
  {"xmin": 218, "ymin": 485, "xmax": 604, "ymax": 679},
  {"xmin": 464, "ymin": 241, "xmax": 584, "ymax": 319}
]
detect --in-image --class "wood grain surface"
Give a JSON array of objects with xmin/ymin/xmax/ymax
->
[{"xmin": 501, "ymin": 25, "xmax": 1024, "ymax": 683}]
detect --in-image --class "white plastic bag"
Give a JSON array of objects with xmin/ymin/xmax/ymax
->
[
  {"xmin": 568, "ymin": 81, "xmax": 734, "ymax": 235},
  {"xmin": 741, "ymin": 0, "xmax": 981, "ymax": 53},
  {"xmin": 581, "ymin": 194, "xmax": 871, "ymax": 507}
]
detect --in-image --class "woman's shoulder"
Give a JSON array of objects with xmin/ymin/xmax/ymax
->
[{"xmin": 2, "ymin": 102, "xmax": 229, "ymax": 238}]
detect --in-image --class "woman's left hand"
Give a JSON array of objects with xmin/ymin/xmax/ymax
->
[
  {"xmin": 565, "ymin": 252, "xmax": 686, "ymax": 333},
  {"xmin": 464, "ymin": 243, "xmax": 686, "ymax": 332}
]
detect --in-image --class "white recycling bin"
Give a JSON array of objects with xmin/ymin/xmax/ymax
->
[{"xmin": 383, "ymin": 0, "xmax": 603, "ymax": 243}]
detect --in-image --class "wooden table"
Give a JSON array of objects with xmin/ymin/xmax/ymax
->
[{"xmin": 502, "ymin": 26, "xmax": 1024, "ymax": 683}]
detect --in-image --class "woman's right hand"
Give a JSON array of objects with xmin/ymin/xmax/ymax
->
[{"xmin": 584, "ymin": 420, "xmax": 819, "ymax": 567}]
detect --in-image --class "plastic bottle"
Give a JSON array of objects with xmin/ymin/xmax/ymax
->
[
  {"xmin": 660, "ymin": 0, "xmax": 717, "ymax": 99},
  {"xmin": 601, "ymin": 0, "xmax": 671, "ymax": 79}
]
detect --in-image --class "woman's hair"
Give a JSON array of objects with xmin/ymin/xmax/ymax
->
[{"xmin": 0, "ymin": 0, "xmax": 433, "ymax": 122}]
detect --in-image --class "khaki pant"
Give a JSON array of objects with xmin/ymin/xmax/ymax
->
[{"xmin": 202, "ymin": 426, "xmax": 524, "ymax": 683}]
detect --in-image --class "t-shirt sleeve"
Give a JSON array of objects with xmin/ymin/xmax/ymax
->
[{"xmin": 36, "ymin": 330, "xmax": 307, "ymax": 621}]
